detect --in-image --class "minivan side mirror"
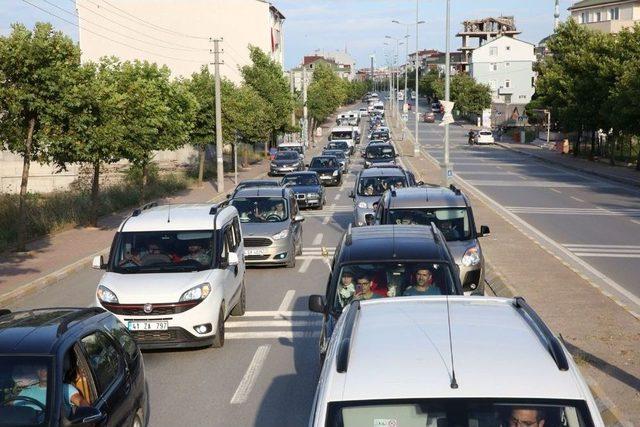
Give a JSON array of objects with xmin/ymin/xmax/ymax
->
[
  {"xmin": 226, "ymin": 194, "xmax": 231, "ymax": 199},
  {"xmin": 349, "ymin": 191, "xmax": 355, "ymax": 199},
  {"xmin": 67, "ymin": 406, "xmax": 106, "ymax": 425},
  {"xmin": 308, "ymin": 295, "xmax": 326, "ymax": 314},
  {"xmin": 479, "ymin": 225, "xmax": 491, "ymax": 237},
  {"xmin": 228, "ymin": 252, "xmax": 239, "ymax": 266},
  {"xmin": 92, "ymin": 255, "xmax": 105, "ymax": 270},
  {"xmin": 417, "ymin": 181, "xmax": 425, "ymax": 186}
]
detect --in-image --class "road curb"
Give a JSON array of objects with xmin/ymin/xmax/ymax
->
[{"xmin": 494, "ymin": 141, "xmax": 639, "ymax": 189}]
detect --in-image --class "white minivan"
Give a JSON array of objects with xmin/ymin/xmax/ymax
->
[
  {"xmin": 329, "ymin": 126, "xmax": 357, "ymax": 152},
  {"xmin": 310, "ymin": 297, "xmax": 604, "ymax": 427},
  {"xmin": 93, "ymin": 202, "xmax": 246, "ymax": 349}
]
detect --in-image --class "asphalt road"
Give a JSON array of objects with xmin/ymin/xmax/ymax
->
[
  {"xmin": 8, "ymin": 124, "xmax": 361, "ymax": 427},
  {"xmin": 403, "ymin": 97, "xmax": 640, "ymax": 314}
]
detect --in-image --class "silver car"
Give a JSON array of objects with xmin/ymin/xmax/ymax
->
[
  {"xmin": 371, "ymin": 185, "xmax": 490, "ymax": 295},
  {"xmin": 230, "ymin": 187, "xmax": 304, "ymax": 268},
  {"xmin": 350, "ymin": 167, "xmax": 411, "ymax": 227}
]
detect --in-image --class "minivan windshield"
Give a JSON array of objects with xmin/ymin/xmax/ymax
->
[
  {"xmin": 332, "ymin": 262, "xmax": 456, "ymax": 310},
  {"xmin": 0, "ymin": 356, "xmax": 53, "ymax": 426},
  {"xmin": 366, "ymin": 146, "xmax": 394, "ymax": 159},
  {"xmin": 112, "ymin": 230, "xmax": 215, "ymax": 273},
  {"xmin": 327, "ymin": 399, "xmax": 594, "ymax": 427},
  {"xmin": 387, "ymin": 208, "xmax": 472, "ymax": 241},
  {"xmin": 331, "ymin": 131, "xmax": 353, "ymax": 139},
  {"xmin": 358, "ymin": 176, "xmax": 407, "ymax": 196},
  {"xmin": 230, "ymin": 197, "xmax": 289, "ymax": 223}
]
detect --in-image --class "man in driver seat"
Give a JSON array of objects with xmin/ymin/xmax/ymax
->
[{"xmin": 15, "ymin": 364, "xmax": 89, "ymax": 415}]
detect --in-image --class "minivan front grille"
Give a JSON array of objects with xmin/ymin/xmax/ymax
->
[
  {"xmin": 103, "ymin": 301, "xmax": 200, "ymax": 316},
  {"xmin": 244, "ymin": 237, "xmax": 273, "ymax": 247}
]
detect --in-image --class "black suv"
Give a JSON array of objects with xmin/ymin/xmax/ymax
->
[
  {"xmin": 0, "ymin": 308, "xmax": 148, "ymax": 427},
  {"xmin": 308, "ymin": 224, "xmax": 463, "ymax": 362},
  {"xmin": 363, "ymin": 143, "xmax": 397, "ymax": 168},
  {"xmin": 307, "ymin": 156, "xmax": 343, "ymax": 186}
]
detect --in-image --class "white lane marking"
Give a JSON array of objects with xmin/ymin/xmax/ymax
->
[
  {"xmin": 467, "ymin": 180, "xmax": 612, "ymax": 188},
  {"xmin": 227, "ymin": 331, "xmax": 320, "ymax": 339},
  {"xmin": 298, "ymin": 258, "xmax": 312, "ymax": 273},
  {"xmin": 227, "ymin": 320, "xmax": 320, "ymax": 328},
  {"xmin": 334, "ymin": 193, "xmax": 341, "ymax": 201},
  {"xmin": 230, "ymin": 345, "xmax": 271, "ymax": 404},
  {"xmin": 632, "ymin": 220, "xmax": 640, "ymax": 226},
  {"xmin": 564, "ymin": 244, "xmax": 640, "ymax": 248},
  {"xmin": 274, "ymin": 290, "xmax": 295, "ymax": 319},
  {"xmin": 312, "ymin": 233, "xmax": 323, "ymax": 245},
  {"xmin": 572, "ymin": 253, "xmax": 640, "ymax": 258},
  {"xmin": 550, "ymin": 188, "xmax": 562, "ymax": 193},
  {"xmin": 571, "ymin": 196, "xmax": 586, "ymax": 202},
  {"xmin": 506, "ymin": 207, "xmax": 640, "ymax": 216}
]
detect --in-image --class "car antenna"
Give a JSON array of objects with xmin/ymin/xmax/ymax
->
[
  {"xmin": 446, "ymin": 294, "xmax": 458, "ymax": 389},
  {"xmin": 167, "ymin": 204, "xmax": 171, "ymax": 223}
]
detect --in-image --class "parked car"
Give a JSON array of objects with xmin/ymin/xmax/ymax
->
[
  {"xmin": 230, "ymin": 186, "xmax": 304, "ymax": 268},
  {"xmin": 94, "ymin": 202, "xmax": 246, "ymax": 349},
  {"xmin": 307, "ymin": 224, "xmax": 463, "ymax": 363},
  {"xmin": 269, "ymin": 150, "xmax": 304, "ymax": 176},
  {"xmin": 476, "ymin": 128, "xmax": 495, "ymax": 144},
  {"xmin": 423, "ymin": 111, "xmax": 435, "ymax": 123},
  {"xmin": 0, "ymin": 307, "xmax": 149, "ymax": 426},
  {"xmin": 280, "ymin": 171, "xmax": 326, "ymax": 210},
  {"xmin": 371, "ymin": 185, "xmax": 490, "ymax": 294},
  {"xmin": 308, "ymin": 155, "xmax": 343, "ymax": 186},
  {"xmin": 309, "ymin": 296, "xmax": 605, "ymax": 427}
]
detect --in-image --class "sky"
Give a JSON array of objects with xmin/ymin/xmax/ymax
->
[{"xmin": 1, "ymin": 0, "xmax": 576, "ymax": 70}]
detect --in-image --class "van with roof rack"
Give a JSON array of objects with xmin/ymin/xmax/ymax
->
[
  {"xmin": 93, "ymin": 202, "xmax": 247, "ymax": 349},
  {"xmin": 309, "ymin": 296, "xmax": 604, "ymax": 426},
  {"xmin": 371, "ymin": 184, "xmax": 491, "ymax": 294},
  {"xmin": 308, "ymin": 224, "xmax": 463, "ymax": 363},
  {"xmin": 0, "ymin": 307, "xmax": 149, "ymax": 426}
]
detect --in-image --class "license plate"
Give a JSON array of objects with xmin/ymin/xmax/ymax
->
[
  {"xmin": 246, "ymin": 249, "xmax": 265, "ymax": 256},
  {"xmin": 320, "ymin": 176, "xmax": 331, "ymax": 180},
  {"xmin": 127, "ymin": 321, "xmax": 168, "ymax": 331}
]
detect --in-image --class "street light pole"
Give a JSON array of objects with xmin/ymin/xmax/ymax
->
[
  {"xmin": 414, "ymin": 1, "xmax": 421, "ymax": 156},
  {"xmin": 443, "ymin": 0, "xmax": 452, "ymax": 185}
]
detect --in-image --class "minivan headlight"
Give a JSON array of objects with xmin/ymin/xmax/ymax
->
[
  {"xmin": 332, "ymin": 170, "xmax": 339, "ymax": 176},
  {"xmin": 358, "ymin": 202, "xmax": 368, "ymax": 209},
  {"xmin": 461, "ymin": 246, "xmax": 481, "ymax": 267},
  {"xmin": 179, "ymin": 283, "xmax": 212, "ymax": 302},
  {"xmin": 97, "ymin": 285, "xmax": 118, "ymax": 304},
  {"xmin": 272, "ymin": 229, "xmax": 290, "ymax": 240}
]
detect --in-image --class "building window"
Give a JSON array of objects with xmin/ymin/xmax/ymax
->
[
  {"xmin": 505, "ymin": 79, "xmax": 511, "ymax": 88},
  {"xmin": 504, "ymin": 94, "xmax": 512, "ymax": 103},
  {"xmin": 505, "ymin": 62, "xmax": 511, "ymax": 68},
  {"xmin": 596, "ymin": 12, "xmax": 601, "ymax": 22},
  {"xmin": 532, "ymin": 76, "xmax": 535, "ymax": 87},
  {"xmin": 489, "ymin": 47, "xmax": 498, "ymax": 56},
  {"xmin": 581, "ymin": 12, "xmax": 588, "ymax": 23},
  {"xmin": 505, "ymin": 46, "xmax": 511, "ymax": 51},
  {"xmin": 489, "ymin": 80, "xmax": 497, "ymax": 90},
  {"xmin": 491, "ymin": 63, "xmax": 497, "ymax": 71},
  {"xmin": 610, "ymin": 7, "xmax": 619, "ymax": 20}
]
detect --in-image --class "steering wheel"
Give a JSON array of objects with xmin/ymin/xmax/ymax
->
[
  {"xmin": 1, "ymin": 396, "xmax": 46, "ymax": 411},
  {"xmin": 118, "ymin": 257, "xmax": 140, "ymax": 267},
  {"xmin": 265, "ymin": 214, "xmax": 281, "ymax": 222}
]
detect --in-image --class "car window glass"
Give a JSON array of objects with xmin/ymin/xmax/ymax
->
[
  {"xmin": 230, "ymin": 197, "xmax": 289, "ymax": 223},
  {"xmin": 104, "ymin": 317, "xmax": 137, "ymax": 360},
  {"xmin": 232, "ymin": 217, "xmax": 242, "ymax": 245},
  {"xmin": 80, "ymin": 332, "xmax": 122, "ymax": 395},
  {"xmin": 0, "ymin": 355, "xmax": 53, "ymax": 424},
  {"xmin": 358, "ymin": 176, "xmax": 406, "ymax": 196},
  {"xmin": 225, "ymin": 227, "xmax": 236, "ymax": 252},
  {"xmin": 387, "ymin": 208, "xmax": 471, "ymax": 241}
]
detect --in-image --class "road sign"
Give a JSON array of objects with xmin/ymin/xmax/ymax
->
[{"xmin": 401, "ymin": 113, "xmax": 409, "ymax": 122}]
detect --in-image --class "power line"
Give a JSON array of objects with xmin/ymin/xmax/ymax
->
[
  {"xmin": 91, "ymin": 0, "xmax": 209, "ymax": 40},
  {"xmin": 66, "ymin": 0, "xmax": 208, "ymax": 52},
  {"xmin": 21, "ymin": 0, "xmax": 205, "ymax": 64}
]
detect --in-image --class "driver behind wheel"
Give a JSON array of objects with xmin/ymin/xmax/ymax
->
[
  {"xmin": 15, "ymin": 364, "xmax": 88, "ymax": 414},
  {"xmin": 181, "ymin": 242, "xmax": 211, "ymax": 265}
]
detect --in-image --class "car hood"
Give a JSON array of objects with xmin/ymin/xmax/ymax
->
[
  {"xmin": 309, "ymin": 167, "xmax": 338, "ymax": 174},
  {"xmin": 273, "ymin": 159, "xmax": 300, "ymax": 166},
  {"xmin": 290, "ymin": 184, "xmax": 322, "ymax": 194},
  {"xmin": 241, "ymin": 221, "xmax": 291, "ymax": 238},
  {"xmin": 99, "ymin": 270, "xmax": 212, "ymax": 304}
]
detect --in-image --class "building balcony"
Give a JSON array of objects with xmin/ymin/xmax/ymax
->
[
  {"xmin": 498, "ymin": 86, "xmax": 513, "ymax": 95},
  {"xmin": 579, "ymin": 19, "xmax": 638, "ymax": 34}
]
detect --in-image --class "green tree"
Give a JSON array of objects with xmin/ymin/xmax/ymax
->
[
  {"xmin": 185, "ymin": 67, "xmax": 216, "ymax": 183},
  {"xmin": 419, "ymin": 69, "xmax": 441, "ymax": 99},
  {"xmin": 307, "ymin": 63, "xmax": 346, "ymax": 134},
  {"xmin": 433, "ymin": 73, "xmax": 491, "ymax": 117},
  {"xmin": 0, "ymin": 23, "xmax": 80, "ymax": 251},
  {"xmin": 241, "ymin": 46, "xmax": 294, "ymax": 153}
]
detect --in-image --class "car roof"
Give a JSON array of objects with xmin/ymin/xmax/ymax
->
[
  {"xmin": 332, "ymin": 126, "xmax": 355, "ymax": 132},
  {"xmin": 338, "ymin": 225, "xmax": 446, "ymax": 263},
  {"xmin": 0, "ymin": 308, "xmax": 107, "ymax": 354},
  {"xmin": 359, "ymin": 167, "xmax": 405, "ymax": 178},
  {"xmin": 232, "ymin": 187, "xmax": 290, "ymax": 199},
  {"xmin": 284, "ymin": 171, "xmax": 317, "ymax": 176},
  {"xmin": 386, "ymin": 187, "xmax": 468, "ymax": 208},
  {"xmin": 120, "ymin": 203, "xmax": 238, "ymax": 232},
  {"xmin": 327, "ymin": 297, "xmax": 587, "ymax": 402},
  {"xmin": 312, "ymin": 155, "xmax": 338, "ymax": 160},
  {"xmin": 237, "ymin": 179, "xmax": 280, "ymax": 186}
]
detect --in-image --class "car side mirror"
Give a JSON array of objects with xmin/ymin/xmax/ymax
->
[
  {"xmin": 308, "ymin": 295, "xmax": 326, "ymax": 314},
  {"xmin": 228, "ymin": 252, "xmax": 239, "ymax": 266},
  {"xmin": 92, "ymin": 255, "xmax": 105, "ymax": 270},
  {"xmin": 365, "ymin": 214, "xmax": 375, "ymax": 226},
  {"xmin": 294, "ymin": 214, "xmax": 305, "ymax": 223},
  {"xmin": 226, "ymin": 194, "xmax": 231, "ymax": 199},
  {"xmin": 479, "ymin": 225, "xmax": 491, "ymax": 237},
  {"xmin": 417, "ymin": 181, "xmax": 425, "ymax": 186},
  {"xmin": 67, "ymin": 406, "xmax": 106, "ymax": 425},
  {"xmin": 349, "ymin": 191, "xmax": 355, "ymax": 199}
]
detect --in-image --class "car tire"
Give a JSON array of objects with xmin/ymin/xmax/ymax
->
[
  {"xmin": 296, "ymin": 237, "xmax": 303, "ymax": 256},
  {"xmin": 231, "ymin": 281, "xmax": 246, "ymax": 316},
  {"xmin": 286, "ymin": 248, "xmax": 296, "ymax": 268},
  {"xmin": 212, "ymin": 307, "xmax": 225, "ymax": 348}
]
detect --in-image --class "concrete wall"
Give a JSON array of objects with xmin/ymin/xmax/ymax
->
[{"xmin": 76, "ymin": 0, "xmax": 285, "ymax": 83}]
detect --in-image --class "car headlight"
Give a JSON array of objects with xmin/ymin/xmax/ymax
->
[
  {"xmin": 97, "ymin": 285, "xmax": 118, "ymax": 304},
  {"xmin": 358, "ymin": 202, "xmax": 368, "ymax": 209},
  {"xmin": 461, "ymin": 246, "xmax": 481, "ymax": 267},
  {"xmin": 179, "ymin": 283, "xmax": 212, "ymax": 302},
  {"xmin": 270, "ymin": 162, "xmax": 277, "ymax": 167},
  {"xmin": 332, "ymin": 170, "xmax": 339, "ymax": 176},
  {"xmin": 272, "ymin": 229, "xmax": 290, "ymax": 240}
]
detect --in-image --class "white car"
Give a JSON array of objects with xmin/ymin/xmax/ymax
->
[
  {"xmin": 476, "ymin": 128, "xmax": 495, "ymax": 144},
  {"xmin": 93, "ymin": 202, "xmax": 246, "ymax": 349},
  {"xmin": 309, "ymin": 297, "xmax": 604, "ymax": 427},
  {"xmin": 358, "ymin": 107, "xmax": 368, "ymax": 117}
]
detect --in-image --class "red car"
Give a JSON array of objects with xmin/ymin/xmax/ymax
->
[{"xmin": 423, "ymin": 112, "xmax": 435, "ymax": 123}]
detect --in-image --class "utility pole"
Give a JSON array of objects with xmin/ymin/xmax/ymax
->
[
  {"xmin": 443, "ymin": 0, "xmax": 452, "ymax": 185},
  {"xmin": 404, "ymin": 33, "xmax": 409, "ymax": 112},
  {"xmin": 211, "ymin": 37, "xmax": 224, "ymax": 193},
  {"xmin": 302, "ymin": 65, "xmax": 308, "ymax": 147},
  {"xmin": 414, "ymin": 1, "xmax": 421, "ymax": 156},
  {"xmin": 290, "ymin": 72, "xmax": 296, "ymax": 129}
]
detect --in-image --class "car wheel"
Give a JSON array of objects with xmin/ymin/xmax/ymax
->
[
  {"xmin": 296, "ymin": 236, "xmax": 303, "ymax": 256},
  {"xmin": 286, "ymin": 247, "xmax": 296, "ymax": 268},
  {"xmin": 212, "ymin": 307, "xmax": 225, "ymax": 348},
  {"xmin": 231, "ymin": 281, "xmax": 246, "ymax": 316}
]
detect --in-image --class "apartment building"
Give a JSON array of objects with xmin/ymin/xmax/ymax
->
[{"xmin": 569, "ymin": 0, "xmax": 640, "ymax": 33}]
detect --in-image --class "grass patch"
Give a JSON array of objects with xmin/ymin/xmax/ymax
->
[{"xmin": 0, "ymin": 171, "xmax": 188, "ymax": 253}]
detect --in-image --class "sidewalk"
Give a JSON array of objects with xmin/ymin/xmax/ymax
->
[
  {"xmin": 390, "ymin": 116, "xmax": 639, "ymax": 426},
  {"xmin": 0, "ymin": 161, "xmax": 270, "ymax": 306}
]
